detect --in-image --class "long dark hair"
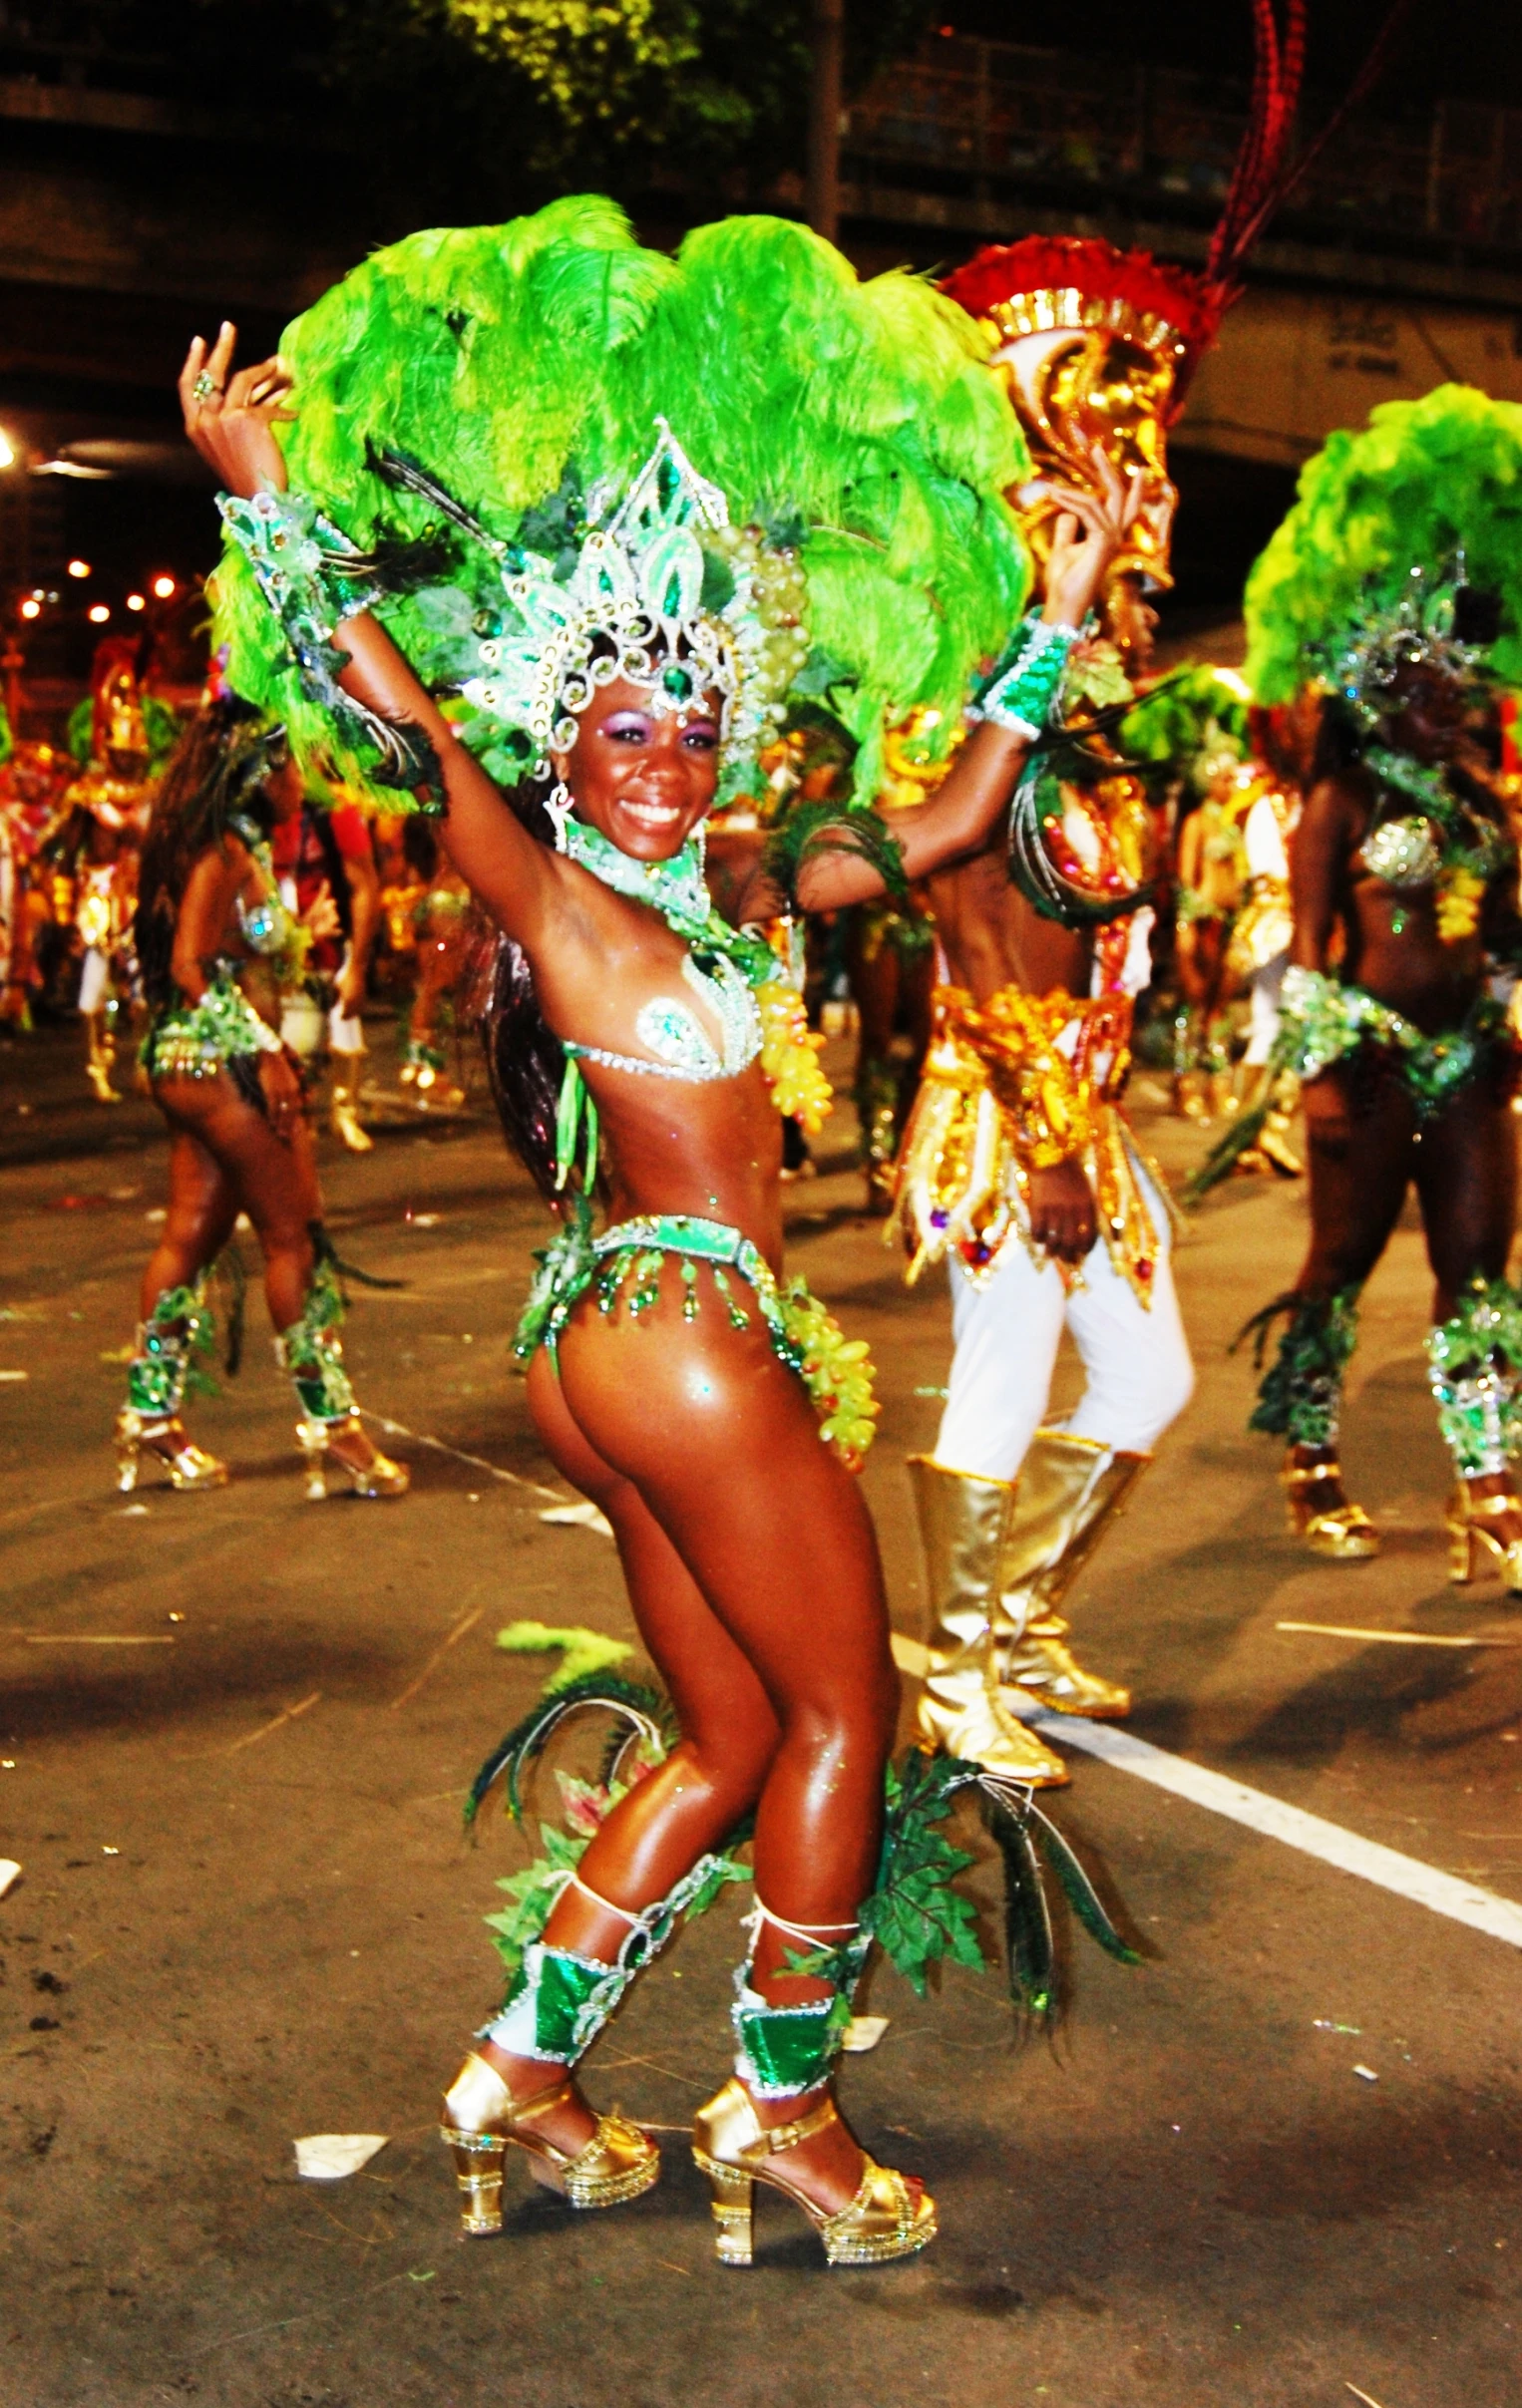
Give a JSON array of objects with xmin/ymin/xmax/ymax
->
[
  {"xmin": 136, "ymin": 696, "xmax": 284, "ymax": 1010},
  {"xmin": 476, "ymin": 769, "xmax": 571, "ymax": 1204}
]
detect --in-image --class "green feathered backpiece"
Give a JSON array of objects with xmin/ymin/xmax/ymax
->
[
  {"xmin": 1244, "ymin": 383, "xmax": 1522, "ymax": 706},
  {"xmin": 1121, "ymin": 663, "xmax": 1250, "ymax": 796},
  {"xmin": 211, "ymin": 197, "xmax": 1030, "ymax": 810}
]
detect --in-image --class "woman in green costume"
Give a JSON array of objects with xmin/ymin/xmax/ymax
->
[
  {"xmin": 121, "ymin": 697, "xmax": 409, "ymax": 1501},
  {"xmin": 180, "ymin": 203, "xmax": 1136, "ymax": 2264},
  {"xmin": 1236, "ymin": 386, "xmax": 1522, "ymax": 1578}
]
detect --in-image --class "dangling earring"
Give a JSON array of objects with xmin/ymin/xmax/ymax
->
[{"xmin": 544, "ymin": 780, "xmax": 574, "ymax": 853}]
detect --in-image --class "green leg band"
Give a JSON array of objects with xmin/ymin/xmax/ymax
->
[
  {"xmin": 1246, "ymin": 1287, "xmax": 1360, "ymax": 1450},
  {"xmin": 480, "ymin": 1942, "xmax": 628, "ymax": 2064},
  {"xmin": 276, "ymin": 1251, "xmax": 356, "ymax": 1422},
  {"xmin": 482, "ymin": 1850, "xmax": 747, "ymax": 2066},
  {"xmin": 731, "ymin": 1926, "xmax": 872, "ymax": 2100},
  {"xmin": 1427, "ymin": 1275, "xmax": 1522, "ymax": 1478},
  {"xmin": 125, "ymin": 1278, "xmax": 216, "ymax": 1417}
]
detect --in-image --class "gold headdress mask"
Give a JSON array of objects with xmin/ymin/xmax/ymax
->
[{"xmin": 942, "ymin": 238, "xmax": 1223, "ymax": 626}]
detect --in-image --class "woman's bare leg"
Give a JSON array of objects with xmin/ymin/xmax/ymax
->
[
  {"xmin": 541, "ymin": 1291, "xmax": 900, "ymax": 2208},
  {"xmin": 151, "ymin": 1076, "xmax": 384, "ymax": 1475},
  {"xmin": 140, "ymin": 1125, "xmax": 240, "ymax": 1316},
  {"xmin": 471, "ymin": 1297, "xmax": 901, "ymax": 2209},
  {"xmin": 1414, "ymin": 1077, "xmax": 1522, "ymax": 1535},
  {"xmin": 1281, "ymin": 1067, "xmax": 1417, "ymax": 1510}
]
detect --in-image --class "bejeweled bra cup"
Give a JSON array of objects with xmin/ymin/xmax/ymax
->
[{"xmin": 567, "ymin": 952, "xmax": 762, "ymax": 1084}]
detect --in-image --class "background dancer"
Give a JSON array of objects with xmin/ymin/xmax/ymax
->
[
  {"xmin": 891, "ymin": 235, "xmax": 1207, "ymax": 1785},
  {"xmin": 1230, "ymin": 384, "xmax": 1522, "ymax": 1574},
  {"xmin": 270, "ymin": 772, "xmax": 383, "ymax": 1150},
  {"xmin": 121, "ymin": 696, "xmax": 409, "ymax": 1500},
  {"xmin": 183, "ymin": 201, "xmax": 1130, "ymax": 2263}
]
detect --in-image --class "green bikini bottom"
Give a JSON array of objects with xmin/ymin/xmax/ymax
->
[{"xmin": 513, "ymin": 1206, "xmax": 878, "ymax": 1468}]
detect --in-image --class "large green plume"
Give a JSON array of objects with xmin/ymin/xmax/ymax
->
[
  {"xmin": 212, "ymin": 198, "xmax": 1030, "ymax": 808},
  {"xmin": 1244, "ymin": 383, "xmax": 1522, "ymax": 706}
]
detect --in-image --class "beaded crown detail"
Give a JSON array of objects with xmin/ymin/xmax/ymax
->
[
  {"xmin": 463, "ymin": 421, "xmax": 808, "ymax": 781},
  {"xmin": 1319, "ymin": 560, "xmax": 1487, "ymax": 729}
]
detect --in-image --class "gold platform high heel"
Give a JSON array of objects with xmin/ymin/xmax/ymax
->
[
  {"xmin": 441, "ymin": 2053, "xmax": 658, "ymax": 2236},
  {"xmin": 296, "ymin": 1414, "xmax": 409, "ymax": 1501},
  {"xmin": 115, "ymin": 1408, "xmax": 227, "ymax": 1495},
  {"xmin": 1445, "ymin": 1486, "xmax": 1522, "ymax": 1591},
  {"xmin": 1282, "ymin": 1459, "xmax": 1379, "ymax": 1559},
  {"xmin": 693, "ymin": 2079, "xmax": 936, "ymax": 2268}
]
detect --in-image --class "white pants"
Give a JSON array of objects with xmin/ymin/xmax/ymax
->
[
  {"xmin": 78, "ymin": 946, "xmax": 110, "ymax": 1016},
  {"xmin": 1244, "ymin": 951, "xmax": 1289, "ymax": 1069},
  {"xmin": 935, "ymin": 1164, "xmax": 1194, "ymax": 1481}
]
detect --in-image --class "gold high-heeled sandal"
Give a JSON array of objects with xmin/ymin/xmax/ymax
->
[
  {"xmin": 1281, "ymin": 1461, "xmax": 1379, "ymax": 1559},
  {"xmin": 1445, "ymin": 1487, "xmax": 1522, "ymax": 1591},
  {"xmin": 296, "ymin": 1414, "xmax": 409, "ymax": 1501},
  {"xmin": 440, "ymin": 2051, "xmax": 658, "ymax": 2235},
  {"xmin": 115, "ymin": 1408, "xmax": 227, "ymax": 1495},
  {"xmin": 692, "ymin": 2078, "xmax": 936, "ymax": 2268}
]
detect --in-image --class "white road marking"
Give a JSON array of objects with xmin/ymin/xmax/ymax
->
[
  {"xmin": 359, "ymin": 1411, "xmax": 566, "ymax": 1505},
  {"xmin": 1027, "ymin": 1711, "xmax": 1522, "ymax": 1953},
  {"xmin": 1277, "ymin": 1618, "xmax": 1522, "ymax": 1649},
  {"xmin": 888, "ymin": 1628, "xmax": 1522, "ymax": 1949}
]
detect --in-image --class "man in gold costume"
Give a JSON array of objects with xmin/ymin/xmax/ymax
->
[
  {"xmin": 892, "ymin": 238, "xmax": 1217, "ymax": 1784},
  {"xmin": 56, "ymin": 656, "xmax": 158, "ymax": 1101}
]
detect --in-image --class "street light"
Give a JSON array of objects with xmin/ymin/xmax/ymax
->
[
  {"xmin": 87, "ymin": 602, "xmax": 111, "ymax": 624},
  {"xmin": 152, "ymin": 574, "xmax": 177, "ymax": 600},
  {"xmin": 0, "ymin": 429, "xmax": 15, "ymax": 471},
  {"xmin": 67, "ymin": 558, "xmax": 91, "ymax": 580},
  {"xmin": 19, "ymin": 597, "xmax": 40, "ymax": 620},
  {"xmin": 126, "ymin": 593, "xmax": 146, "ymax": 613}
]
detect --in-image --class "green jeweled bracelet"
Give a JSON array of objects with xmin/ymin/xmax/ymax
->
[
  {"xmin": 974, "ymin": 613, "xmax": 1079, "ymax": 740},
  {"xmin": 219, "ymin": 487, "xmax": 446, "ymax": 806}
]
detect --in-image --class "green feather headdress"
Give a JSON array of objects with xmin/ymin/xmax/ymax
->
[
  {"xmin": 1243, "ymin": 383, "xmax": 1522, "ymax": 710},
  {"xmin": 212, "ymin": 196, "xmax": 1031, "ymax": 812}
]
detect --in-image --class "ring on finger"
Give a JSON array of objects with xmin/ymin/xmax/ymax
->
[{"xmin": 191, "ymin": 371, "xmax": 223, "ymax": 403}]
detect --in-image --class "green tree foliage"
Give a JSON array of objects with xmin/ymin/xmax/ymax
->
[{"xmin": 199, "ymin": 0, "xmax": 938, "ymax": 222}]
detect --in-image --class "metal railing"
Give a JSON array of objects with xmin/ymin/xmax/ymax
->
[{"xmin": 845, "ymin": 37, "xmax": 1522, "ymax": 261}]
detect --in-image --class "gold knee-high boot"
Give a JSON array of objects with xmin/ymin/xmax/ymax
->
[
  {"xmin": 991, "ymin": 1430, "xmax": 1143, "ymax": 1719},
  {"xmin": 84, "ymin": 1008, "xmax": 121, "ymax": 1103},
  {"xmin": 329, "ymin": 1054, "xmax": 374, "ymax": 1153},
  {"xmin": 908, "ymin": 1456, "xmax": 1068, "ymax": 1787}
]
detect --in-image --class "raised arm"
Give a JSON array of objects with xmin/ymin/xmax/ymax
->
[
  {"xmin": 178, "ymin": 326, "xmax": 560, "ymax": 949},
  {"xmin": 783, "ymin": 446, "xmax": 1143, "ymax": 915}
]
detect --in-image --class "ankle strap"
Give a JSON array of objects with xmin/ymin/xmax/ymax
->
[
  {"xmin": 747, "ymin": 1896, "xmax": 862, "ymax": 1953},
  {"xmin": 1464, "ymin": 1489, "xmax": 1521, "ymax": 1521},
  {"xmin": 1283, "ymin": 1461, "xmax": 1342, "ymax": 1487},
  {"xmin": 756, "ymin": 2093, "xmax": 839, "ymax": 2154},
  {"xmin": 503, "ymin": 2077, "xmax": 576, "ymax": 2126}
]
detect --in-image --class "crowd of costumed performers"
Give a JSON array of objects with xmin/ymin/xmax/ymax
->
[
  {"xmin": 178, "ymin": 195, "xmax": 1152, "ymax": 2268},
  {"xmin": 1191, "ymin": 385, "xmax": 1522, "ymax": 1583}
]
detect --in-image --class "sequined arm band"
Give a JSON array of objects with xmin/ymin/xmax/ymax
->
[
  {"xmin": 218, "ymin": 487, "xmax": 444, "ymax": 804},
  {"xmin": 970, "ymin": 614, "xmax": 1079, "ymax": 741}
]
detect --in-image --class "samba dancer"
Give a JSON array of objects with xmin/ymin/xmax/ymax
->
[{"xmin": 182, "ymin": 202, "xmax": 1134, "ymax": 2263}]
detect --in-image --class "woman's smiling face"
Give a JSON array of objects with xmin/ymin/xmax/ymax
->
[{"xmin": 556, "ymin": 672, "xmax": 723, "ymax": 860}]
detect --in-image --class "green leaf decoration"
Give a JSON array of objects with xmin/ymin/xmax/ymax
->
[{"xmin": 494, "ymin": 1619, "xmax": 634, "ymax": 1691}]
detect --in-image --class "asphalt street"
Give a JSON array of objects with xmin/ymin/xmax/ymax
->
[{"xmin": 1, "ymin": 1018, "xmax": 1519, "ymax": 2408}]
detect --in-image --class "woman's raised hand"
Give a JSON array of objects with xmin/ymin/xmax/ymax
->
[
  {"xmin": 1022, "ymin": 439, "xmax": 1145, "ymax": 631},
  {"xmin": 179, "ymin": 322, "xmax": 293, "ymax": 501}
]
